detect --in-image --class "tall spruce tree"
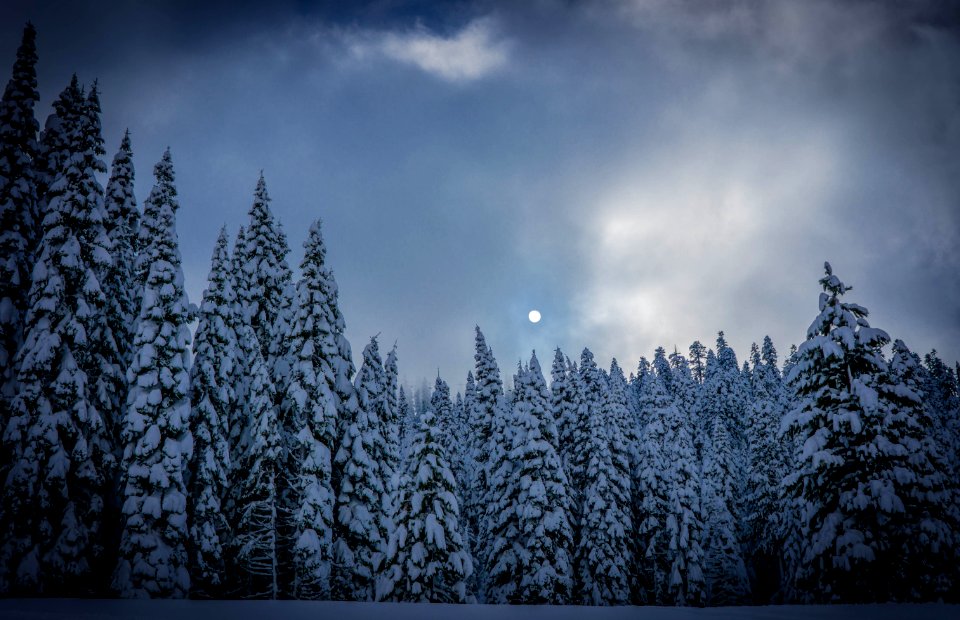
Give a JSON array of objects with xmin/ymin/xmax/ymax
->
[
  {"xmin": 470, "ymin": 327, "xmax": 503, "ymax": 595},
  {"xmin": 574, "ymin": 348, "xmax": 631, "ymax": 605},
  {"xmin": 782, "ymin": 262, "xmax": 954, "ymax": 602},
  {"xmin": 102, "ymin": 130, "xmax": 138, "ymax": 371},
  {"xmin": 230, "ymin": 317, "xmax": 282, "ymax": 599},
  {"xmin": 0, "ymin": 23, "xmax": 39, "ymax": 433},
  {"xmin": 113, "ymin": 150, "xmax": 192, "ymax": 599},
  {"xmin": 376, "ymin": 404, "xmax": 473, "ymax": 603},
  {"xmin": 635, "ymin": 371, "xmax": 705, "ymax": 605},
  {"xmin": 186, "ymin": 228, "xmax": 237, "ymax": 598},
  {"xmin": 1, "ymin": 78, "xmax": 117, "ymax": 596},
  {"xmin": 279, "ymin": 221, "xmax": 341, "ymax": 600},
  {"xmin": 512, "ymin": 353, "xmax": 573, "ymax": 603},
  {"xmin": 235, "ymin": 173, "xmax": 291, "ymax": 367},
  {"xmin": 332, "ymin": 339, "xmax": 386, "ymax": 601}
]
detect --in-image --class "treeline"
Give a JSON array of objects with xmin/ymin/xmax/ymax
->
[{"xmin": 1, "ymin": 24, "xmax": 959, "ymax": 605}]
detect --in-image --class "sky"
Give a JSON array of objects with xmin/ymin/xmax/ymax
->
[{"xmin": 3, "ymin": 0, "xmax": 959, "ymax": 392}]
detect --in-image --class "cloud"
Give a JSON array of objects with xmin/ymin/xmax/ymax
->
[{"xmin": 350, "ymin": 17, "xmax": 510, "ymax": 82}]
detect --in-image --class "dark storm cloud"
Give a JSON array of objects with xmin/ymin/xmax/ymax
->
[{"xmin": 1, "ymin": 0, "xmax": 958, "ymax": 387}]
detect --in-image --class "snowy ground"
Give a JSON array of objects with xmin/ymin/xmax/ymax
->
[{"xmin": 0, "ymin": 600, "xmax": 957, "ymax": 619}]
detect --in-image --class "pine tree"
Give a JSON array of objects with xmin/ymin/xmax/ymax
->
[
  {"xmin": 101, "ymin": 130, "xmax": 138, "ymax": 371},
  {"xmin": 549, "ymin": 349, "xmax": 578, "ymax": 493},
  {"xmin": 279, "ymin": 221, "xmax": 342, "ymax": 600},
  {"xmin": 235, "ymin": 173, "xmax": 291, "ymax": 367},
  {"xmin": 922, "ymin": 350, "xmax": 960, "ymax": 475},
  {"xmin": 332, "ymin": 338, "xmax": 386, "ymax": 601},
  {"xmin": 512, "ymin": 353, "xmax": 573, "ymax": 603},
  {"xmin": 33, "ymin": 75, "xmax": 82, "ymax": 227},
  {"xmin": 701, "ymin": 416, "xmax": 750, "ymax": 604},
  {"xmin": 376, "ymin": 404, "xmax": 472, "ymax": 603},
  {"xmin": 229, "ymin": 319, "xmax": 282, "ymax": 599},
  {"xmin": 186, "ymin": 228, "xmax": 237, "ymax": 598},
  {"xmin": 782, "ymin": 262, "xmax": 954, "ymax": 602},
  {"xmin": 227, "ymin": 225, "xmax": 249, "ymax": 459},
  {"xmin": 635, "ymin": 372, "xmax": 705, "ymax": 605},
  {"xmin": 113, "ymin": 150, "xmax": 192, "ymax": 599},
  {"xmin": 1, "ymin": 78, "xmax": 117, "ymax": 596},
  {"xmin": 744, "ymin": 338, "xmax": 790, "ymax": 602},
  {"xmin": 882, "ymin": 340, "xmax": 957, "ymax": 600},
  {"xmin": 469, "ymin": 327, "xmax": 503, "ymax": 595},
  {"xmin": 0, "ymin": 23, "xmax": 39, "ymax": 436},
  {"xmin": 479, "ymin": 369, "xmax": 518, "ymax": 604},
  {"xmin": 574, "ymin": 348, "xmax": 631, "ymax": 605}
]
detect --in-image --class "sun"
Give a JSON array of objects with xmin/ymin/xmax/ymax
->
[{"xmin": 528, "ymin": 309, "xmax": 541, "ymax": 324}]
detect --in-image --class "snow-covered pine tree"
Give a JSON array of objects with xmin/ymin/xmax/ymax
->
[
  {"xmin": 382, "ymin": 345, "xmax": 401, "ymax": 496},
  {"xmin": 744, "ymin": 338, "xmax": 790, "ymax": 602},
  {"xmin": 1, "ymin": 78, "xmax": 117, "ymax": 596},
  {"xmin": 921, "ymin": 350, "xmax": 960, "ymax": 475},
  {"xmin": 881, "ymin": 339, "xmax": 957, "ymax": 601},
  {"xmin": 604, "ymin": 358, "xmax": 637, "ymax": 600},
  {"xmin": 33, "ymin": 75, "xmax": 82, "ymax": 229},
  {"xmin": 229, "ymin": 319, "xmax": 282, "ymax": 599},
  {"xmin": 113, "ymin": 150, "xmax": 193, "ymax": 599},
  {"xmin": 397, "ymin": 385, "xmax": 414, "ymax": 457},
  {"xmin": 186, "ymin": 228, "xmax": 237, "ymax": 598},
  {"xmin": 782, "ymin": 262, "xmax": 954, "ymax": 602},
  {"xmin": 227, "ymin": 225, "xmax": 249, "ymax": 458},
  {"xmin": 376, "ymin": 402, "xmax": 472, "ymax": 603},
  {"xmin": 101, "ymin": 130, "xmax": 138, "ymax": 372},
  {"xmin": 235, "ymin": 173, "xmax": 292, "ymax": 368},
  {"xmin": 430, "ymin": 375, "xmax": 457, "ymax": 478},
  {"xmin": 479, "ymin": 366, "xmax": 519, "ymax": 604},
  {"xmin": 635, "ymin": 371, "xmax": 705, "ymax": 605},
  {"xmin": 510, "ymin": 352, "xmax": 573, "ymax": 603},
  {"xmin": 549, "ymin": 349, "xmax": 578, "ymax": 485},
  {"xmin": 574, "ymin": 348, "xmax": 631, "ymax": 605},
  {"xmin": 701, "ymin": 416, "xmax": 750, "ymax": 605},
  {"xmin": 469, "ymin": 327, "xmax": 504, "ymax": 595},
  {"xmin": 278, "ymin": 221, "xmax": 342, "ymax": 599},
  {"xmin": 331, "ymin": 336, "xmax": 386, "ymax": 601},
  {"xmin": 0, "ymin": 23, "xmax": 39, "ymax": 436}
]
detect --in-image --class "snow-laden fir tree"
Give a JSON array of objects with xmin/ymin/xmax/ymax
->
[
  {"xmin": 0, "ymin": 23, "xmax": 39, "ymax": 434},
  {"xmin": 33, "ymin": 75, "xmax": 82, "ymax": 227},
  {"xmin": 479, "ymin": 366, "xmax": 519, "ymax": 604},
  {"xmin": 332, "ymin": 338, "xmax": 386, "ymax": 601},
  {"xmin": 881, "ymin": 339, "xmax": 957, "ymax": 600},
  {"xmin": 635, "ymin": 371, "xmax": 705, "ymax": 605},
  {"xmin": 573, "ymin": 348, "xmax": 631, "ymax": 605},
  {"xmin": 235, "ymin": 173, "xmax": 291, "ymax": 367},
  {"xmin": 549, "ymin": 349, "xmax": 579, "ymax": 493},
  {"xmin": 604, "ymin": 358, "xmax": 638, "ymax": 600},
  {"xmin": 510, "ymin": 353, "xmax": 573, "ymax": 603},
  {"xmin": 277, "ymin": 220, "xmax": 342, "ymax": 600},
  {"xmin": 921, "ymin": 350, "xmax": 960, "ymax": 476},
  {"xmin": 376, "ymin": 400, "xmax": 472, "ymax": 603},
  {"xmin": 689, "ymin": 341, "xmax": 707, "ymax": 385},
  {"xmin": 782, "ymin": 262, "xmax": 955, "ymax": 602},
  {"xmin": 701, "ymin": 411, "xmax": 750, "ymax": 604},
  {"xmin": 397, "ymin": 385, "xmax": 414, "ymax": 457},
  {"xmin": 743, "ymin": 338, "xmax": 790, "ymax": 602},
  {"xmin": 227, "ymin": 225, "xmax": 249, "ymax": 458},
  {"xmin": 430, "ymin": 375, "xmax": 457, "ymax": 479},
  {"xmin": 1, "ymin": 79, "xmax": 117, "ymax": 596},
  {"xmin": 113, "ymin": 150, "xmax": 193, "ymax": 599},
  {"xmin": 186, "ymin": 228, "xmax": 237, "ymax": 598},
  {"xmin": 101, "ymin": 130, "xmax": 138, "ymax": 371},
  {"xmin": 229, "ymin": 318, "xmax": 282, "ymax": 599},
  {"xmin": 469, "ymin": 327, "xmax": 503, "ymax": 593},
  {"xmin": 382, "ymin": 344, "xmax": 401, "ymax": 495}
]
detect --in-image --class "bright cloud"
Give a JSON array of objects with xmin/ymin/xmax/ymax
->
[{"xmin": 369, "ymin": 18, "xmax": 509, "ymax": 82}]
